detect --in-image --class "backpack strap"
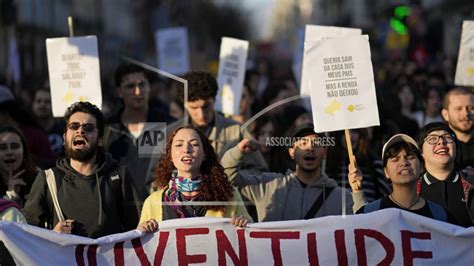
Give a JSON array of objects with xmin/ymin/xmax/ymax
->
[
  {"xmin": 426, "ymin": 200, "xmax": 448, "ymax": 222},
  {"xmin": 304, "ymin": 187, "xmax": 334, "ymax": 219},
  {"xmin": 44, "ymin": 169, "xmax": 65, "ymax": 222},
  {"xmin": 363, "ymin": 199, "xmax": 382, "ymax": 213}
]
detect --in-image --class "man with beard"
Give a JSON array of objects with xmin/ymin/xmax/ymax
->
[
  {"xmin": 441, "ymin": 87, "xmax": 474, "ymax": 172},
  {"xmin": 23, "ymin": 102, "xmax": 140, "ymax": 238},
  {"xmin": 221, "ymin": 123, "xmax": 363, "ymax": 222}
]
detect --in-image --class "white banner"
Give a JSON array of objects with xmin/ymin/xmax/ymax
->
[
  {"xmin": 46, "ymin": 36, "xmax": 102, "ymax": 117},
  {"xmin": 455, "ymin": 20, "xmax": 474, "ymax": 86},
  {"xmin": 155, "ymin": 27, "xmax": 190, "ymax": 76},
  {"xmin": 300, "ymin": 25, "xmax": 362, "ymax": 96},
  {"xmin": 216, "ymin": 37, "xmax": 249, "ymax": 115},
  {"xmin": 1, "ymin": 209, "xmax": 473, "ymax": 265},
  {"xmin": 305, "ymin": 35, "xmax": 380, "ymax": 132}
]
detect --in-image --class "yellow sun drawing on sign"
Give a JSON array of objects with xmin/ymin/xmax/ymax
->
[
  {"xmin": 466, "ymin": 67, "xmax": 474, "ymax": 76},
  {"xmin": 62, "ymin": 89, "xmax": 75, "ymax": 103},
  {"xmin": 347, "ymin": 104, "xmax": 356, "ymax": 112}
]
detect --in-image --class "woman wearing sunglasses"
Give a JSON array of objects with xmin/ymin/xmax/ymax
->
[{"xmin": 138, "ymin": 125, "xmax": 251, "ymax": 232}]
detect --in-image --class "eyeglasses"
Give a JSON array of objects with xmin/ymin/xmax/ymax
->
[
  {"xmin": 424, "ymin": 134, "xmax": 455, "ymax": 145},
  {"xmin": 122, "ymin": 81, "xmax": 148, "ymax": 92},
  {"xmin": 67, "ymin": 122, "xmax": 96, "ymax": 133}
]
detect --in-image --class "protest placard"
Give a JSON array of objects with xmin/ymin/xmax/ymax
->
[
  {"xmin": 155, "ymin": 27, "xmax": 190, "ymax": 76},
  {"xmin": 46, "ymin": 36, "xmax": 102, "ymax": 117},
  {"xmin": 300, "ymin": 25, "xmax": 361, "ymax": 96},
  {"xmin": 216, "ymin": 37, "xmax": 249, "ymax": 115},
  {"xmin": 455, "ymin": 20, "xmax": 474, "ymax": 86},
  {"xmin": 305, "ymin": 35, "xmax": 379, "ymax": 132}
]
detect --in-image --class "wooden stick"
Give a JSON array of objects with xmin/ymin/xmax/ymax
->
[
  {"xmin": 344, "ymin": 129, "xmax": 355, "ymax": 169},
  {"xmin": 68, "ymin": 16, "xmax": 74, "ymax": 37}
]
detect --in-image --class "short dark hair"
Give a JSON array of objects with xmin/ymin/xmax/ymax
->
[
  {"xmin": 114, "ymin": 63, "xmax": 149, "ymax": 87},
  {"xmin": 63, "ymin": 102, "xmax": 105, "ymax": 137},
  {"xmin": 382, "ymin": 142, "xmax": 424, "ymax": 168},
  {"xmin": 442, "ymin": 87, "xmax": 473, "ymax": 110},
  {"xmin": 417, "ymin": 122, "xmax": 456, "ymax": 149},
  {"xmin": 177, "ymin": 71, "xmax": 218, "ymax": 104}
]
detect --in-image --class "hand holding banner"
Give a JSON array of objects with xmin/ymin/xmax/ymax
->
[{"xmin": 2, "ymin": 210, "xmax": 474, "ymax": 265}]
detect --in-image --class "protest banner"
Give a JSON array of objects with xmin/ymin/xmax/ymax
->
[
  {"xmin": 215, "ymin": 37, "xmax": 249, "ymax": 115},
  {"xmin": 1, "ymin": 209, "xmax": 473, "ymax": 265},
  {"xmin": 155, "ymin": 27, "xmax": 190, "ymax": 76},
  {"xmin": 300, "ymin": 25, "xmax": 361, "ymax": 96},
  {"xmin": 304, "ymin": 35, "xmax": 379, "ymax": 134},
  {"xmin": 455, "ymin": 20, "xmax": 474, "ymax": 86},
  {"xmin": 46, "ymin": 36, "xmax": 102, "ymax": 117}
]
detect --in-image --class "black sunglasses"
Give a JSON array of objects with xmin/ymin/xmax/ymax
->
[{"xmin": 67, "ymin": 122, "xmax": 96, "ymax": 133}]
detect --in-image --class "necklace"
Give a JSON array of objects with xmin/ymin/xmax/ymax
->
[{"xmin": 389, "ymin": 194, "xmax": 420, "ymax": 210}]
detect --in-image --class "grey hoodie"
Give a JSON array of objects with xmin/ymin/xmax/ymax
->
[
  {"xmin": 23, "ymin": 152, "xmax": 141, "ymax": 238},
  {"xmin": 222, "ymin": 146, "xmax": 364, "ymax": 222}
]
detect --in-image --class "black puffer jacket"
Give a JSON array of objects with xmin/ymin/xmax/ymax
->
[{"xmin": 23, "ymin": 152, "xmax": 141, "ymax": 238}]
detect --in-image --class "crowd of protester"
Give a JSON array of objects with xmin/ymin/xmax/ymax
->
[{"xmin": 0, "ymin": 51, "xmax": 473, "ymax": 263}]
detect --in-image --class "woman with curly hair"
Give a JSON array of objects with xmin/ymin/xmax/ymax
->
[{"xmin": 138, "ymin": 125, "xmax": 251, "ymax": 232}]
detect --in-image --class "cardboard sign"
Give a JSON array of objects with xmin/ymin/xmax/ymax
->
[
  {"xmin": 455, "ymin": 21, "xmax": 474, "ymax": 86},
  {"xmin": 46, "ymin": 36, "xmax": 102, "ymax": 117},
  {"xmin": 155, "ymin": 27, "xmax": 190, "ymax": 76},
  {"xmin": 216, "ymin": 37, "xmax": 249, "ymax": 115},
  {"xmin": 300, "ymin": 25, "xmax": 361, "ymax": 96},
  {"xmin": 305, "ymin": 35, "xmax": 379, "ymax": 132}
]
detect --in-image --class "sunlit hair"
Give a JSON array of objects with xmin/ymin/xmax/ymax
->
[
  {"xmin": 154, "ymin": 125, "xmax": 233, "ymax": 212},
  {"xmin": 442, "ymin": 87, "xmax": 473, "ymax": 110}
]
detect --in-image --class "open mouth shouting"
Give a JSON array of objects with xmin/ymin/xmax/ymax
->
[
  {"xmin": 398, "ymin": 167, "xmax": 414, "ymax": 176},
  {"xmin": 181, "ymin": 155, "xmax": 195, "ymax": 165},
  {"xmin": 303, "ymin": 153, "xmax": 317, "ymax": 164},
  {"xmin": 72, "ymin": 137, "xmax": 88, "ymax": 150}
]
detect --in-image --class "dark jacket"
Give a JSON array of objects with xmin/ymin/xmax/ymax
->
[
  {"xmin": 417, "ymin": 171, "xmax": 474, "ymax": 227},
  {"xmin": 104, "ymin": 106, "xmax": 175, "ymax": 200},
  {"xmin": 22, "ymin": 152, "xmax": 141, "ymax": 239}
]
